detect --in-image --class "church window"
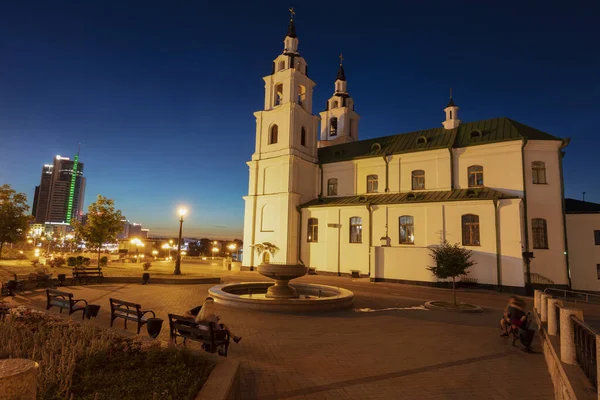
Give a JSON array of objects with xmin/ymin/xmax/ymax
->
[
  {"xmin": 332, "ymin": 100, "xmax": 339, "ymax": 109},
  {"xmin": 411, "ymin": 170, "xmax": 425, "ymax": 190},
  {"xmin": 532, "ymin": 161, "xmax": 547, "ymax": 184},
  {"xmin": 532, "ymin": 218, "xmax": 548, "ymax": 249},
  {"xmin": 330, "ymin": 117, "xmax": 338, "ymax": 136},
  {"xmin": 399, "ymin": 216, "xmax": 415, "ymax": 244},
  {"xmin": 327, "ymin": 178, "xmax": 338, "ymax": 196},
  {"xmin": 307, "ymin": 218, "xmax": 318, "ymax": 242},
  {"xmin": 298, "ymin": 85, "xmax": 306, "ymax": 106},
  {"xmin": 278, "ymin": 61, "xmax": 285, "ymax": 71},
  {"xmin": 468, "ymin": 165, "xmax": 484, "ymax": 187},
  {"xmin": 349, "ymin": 119, "xmax": 354, "ymax": 137},
  {"xmin": 595, "ymin": 230, "xmax": 600, "ymax": 245},
  {"xmin": 301, "ymin": 127, "xmax": 307, "ymax": 146},
  {"xmin": 274, "ymin": 84, "xmax": 283, "ymax": 106},
  {"xmin": 462, "ymin": 214, "xmax": 480, "ymax": 246},
  {"xmin": 416, "ymin": 136, "xmax": 427, "ymax": 145},
  {"xmin": 367, "ymin": 175, "xmax": 378, "ymax": 193},
  {"xmin": 269, "ymin": 125, "xmax": 278, "ymax": 144},
  {"xmin": 349, "ymin": 217, "xmax": 363, "ymax": 243}
]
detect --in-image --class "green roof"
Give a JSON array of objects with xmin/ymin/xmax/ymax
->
[
  {"xmin": 318, "ymin": 117, "xmax": 562, "ymax": 164},
  {"xmin": 301, "ymin": 188, "xmax": 518, "ymax": 208}
]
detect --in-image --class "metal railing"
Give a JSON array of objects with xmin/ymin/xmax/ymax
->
[
  {"xmin": 544, "ymin": 288, "xmax": 600, "ymax": 305},
  {"xmin": 556, "ymin": 303, "xmax": 561, "ymax": 337},
  {"xmin": 571, "ymin": 315, "xmax": 597, "ymax": 389}
]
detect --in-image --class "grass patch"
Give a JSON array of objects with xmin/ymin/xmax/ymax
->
[{"xmin": 0, "ymin": 307, "xmax": 214, "ymax": 399}]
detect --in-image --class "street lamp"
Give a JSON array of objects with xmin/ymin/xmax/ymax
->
[
  {"xmin": 130, "ymin": 238, "xmax": 144, "ymax": 263},
  {"xmin": 152, "ymin": 250, "xmax": 158, "ymax": 260},
  {"xmin": 174, "ymin": 208, "xmax": 187, "ymax": 275},
  {"xmin": 228, "ymin": 243, "xmax": 237, "ymax": 260},
  {"xmin": 212, "ymin": 247, "xmax": 218, "ymax": 259}
]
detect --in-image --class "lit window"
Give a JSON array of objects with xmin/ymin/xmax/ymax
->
[
  {"xmin": 532, "ymin": 218, "xmax": 548, "ymax": 249},
  {"xmin": 468, "ymin": 165, "xmax": 484, "ymax": 187},
  {"xmin": 301, "ymin": 127, "xmax": 306, "ymax": 147},
  {"xmin": 412, "ymin": 170, "xmax": 425, "ymax": 190},
  {"xmin": 366, "ymin": 175, "xmax": 378, "ymax": 193},
  {"xmin": 298, "ymin": 85, "xmax": 306, "ymax": 106},
  {"xmin": 350, "ymin": 217, "xmax": 362, "ymax": 243},
  {"xmin": 269, "ymin": 125, "xmax": 278, "ymax": 144},
  {"xmin": 462, "ymin": 214, "xmax": 480, "ymax": 246},
  {"xmin": 399, "ymin": 216, "xmax": 414, "ymax": 244},
  {"xmin": 307, "ymin": 218, "xmax": 318, "ymax": 243},
  {"xmin": 327, "ymin": 178, "xmax": 338, "ymax": 196},
  {"xmin": 532, "ymin": 161, "xmax": 547, "ymax": 184},
  {"xmin": 274, "ymin": 83, "xmax": 283, "ymax": 106},
  {"xmin": 330, "ymin": 117, "xmax": 338, "ymax": 136}
]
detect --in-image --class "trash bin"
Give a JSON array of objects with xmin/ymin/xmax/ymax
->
[
  {"xmin": 84, "ymin": 304, "xmax": 101, "ymax": 319},
  {"xmin": 146, "ymin": 318, "xmax": 164, "ymax": 339}
]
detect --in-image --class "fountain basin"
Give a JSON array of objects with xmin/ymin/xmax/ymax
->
[
  {"xmin": 208, "ymin": 282, "xmax": 354, "ymax": 312},
  {"xmin": 257, "ymin": 264, "xmax": 308, "ymax": 299}
]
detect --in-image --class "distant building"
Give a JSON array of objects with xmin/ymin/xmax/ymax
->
[
  {"xmin": 117, "ymin": 220, "xmax": 149, "ymax": 239},
  {"xmin": 32, "ymin": 154, "xmax": 86, "ymax": 224},
  {"xmin": 565, "ymin": 199, "xmax": 600, "ymax": 292}
]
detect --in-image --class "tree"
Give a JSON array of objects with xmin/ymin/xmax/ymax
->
[
  {"xmin": 427, "ymin": 241, "xmax": 476, "ymax": 305},
  {"xmin": 0, "ymin": 184, "xmax": 30, "ymax": 260},
  {"xmin": 72, "ymin": 195, "xmax": 123, "ymax": 267}
]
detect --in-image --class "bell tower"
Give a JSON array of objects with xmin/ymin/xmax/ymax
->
[
  {"xmin": 442, "ymin": 89, "xmax": 461, "ymax": 129},
  {"xmin": 242, "ymin": 9, "xmax": 320, "ymax": 269},
  {"xmin": 318, "ymin": 55, "xmax": 360, "ymax": 148}
]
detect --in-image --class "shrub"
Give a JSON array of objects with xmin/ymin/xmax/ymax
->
[
  {"xmin": 83, "ymin": 257, "xmax": 91, "ymax": 266},
  {"xmin": 99, "ymin": 256, "xmax": 108, "ymax": 266},
  {"xmin": 0, "ymin": 248, "xmax": 28, "ymax": 260},
  {"xmin": 76, "ymin": 255, "xmax": 84, "ymax": 265},
  {"xmin": 67, "ymin": 256, "xmax": 77, "ymax": 267},
  {"xmin": 143, "ymin": 261, "xmax": 152, "ymax": 271},
  {"xmin": 49, "ymin": 257, "xmax": 66, "ymax": 268}
]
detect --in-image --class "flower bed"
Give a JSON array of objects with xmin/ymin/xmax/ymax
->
[{"xmin": 0, "ymin": 307, "xmax": 215, "ymax": 399}]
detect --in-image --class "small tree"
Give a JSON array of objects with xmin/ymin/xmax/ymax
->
[
  {"xmin": 0, "ymin": 184, "xmax": 30, "ymax": 260},
  {"xmin": 72, "ymin": 195, "xmax": 123, "ymax": 268},
  {"xmin": 427, "ymin": 241, "xmax": 476, "ymax": 305}
]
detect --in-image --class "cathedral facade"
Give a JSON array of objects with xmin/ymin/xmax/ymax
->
[{"xmin": 241, "ymin": 18, "xmax": 580, "ymax": 292}]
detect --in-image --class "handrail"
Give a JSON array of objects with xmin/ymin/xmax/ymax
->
[
  {"xmin": 570, "ymin": 315, "xmax": 597, "ymax": 389},
  {"xmin": 544, "ymin": 288, "xmax": 600, "ymax": 305}
]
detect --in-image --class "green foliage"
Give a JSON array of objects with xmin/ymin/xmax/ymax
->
[
  {"xmin": 83, "ymin": 257, "xmax": 91, "ymax": 266},
  {"xmin": 143, "ymin": 261, "xmax": 152, "ymax": 271},
  {"xmin": 427, "ymin": 241, "xmax": 476, "ymax": 305},
  {"xmin": 99, "ymin": 256, "xmax": 108, "ymax": 266},
  {"xmin": 67, "ymin": 256, "xmax": 77, "ymax": 266},
  {"xmin": 0, "ymin": 247, "xmax": 28, "ymax": 260},
  {"xmin": 48, "ymin": 257, "xmax": 66, "ymax": 268},
  {"xmin": 72, "ymin": 195, "xmax": 124, "ymax": 267},
  {"xmin": 0, "ymin": 184, "xmax": 30, "ymax": 260}
]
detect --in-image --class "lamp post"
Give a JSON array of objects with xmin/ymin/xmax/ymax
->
[
  {"xmin": 228, "ymin": 243, "xmax": 237, "ymax": 260},
  {"xmin": 130, "ymin": 238, "xmax": 144, "ymax": 263},
  {"xmin": 174, "ymin": 208, "xmax": 187, "ymax": 275},
  {"xmin": 212, "ymin": 247, "xmax": 218, "ymax": 260}
]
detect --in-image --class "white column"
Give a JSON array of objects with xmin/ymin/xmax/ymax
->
[
  {"xmin": 534, "ymin": 290, "xmax": 542, "ymax": 314},
  {"xmin": 560, "ymin": 307, "xmax": 584, "ymax": 365},
  {"xmin": 540, "ymin": 294, "xmax": 550, "ymax": 322},
  {"xmin": 547, "ymin": 298, "xmax": 563, "ymax": 336},
  {"xmin": 0, "ymin": 359, "xmax": 38, "ymax": 400}
]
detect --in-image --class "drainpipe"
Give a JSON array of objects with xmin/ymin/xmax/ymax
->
[
  {"xmin": 337, "ymin": 208, "xmax": 341, "ymax": 276},
  {"xmin": 520, "ymin": 138, "xmax": 531, "ymax": 286},
  {"xmin": 493, "ymin": 199, "xmax": 502, "ymax": 289},
  {"xmin": 383, "ymin": 155, "xmax": 390, "ymax": 193},
  {"xmin": 448, "ymin": 147, "xmax": 454, "ymax": 190},
  {"xmin": 559, "ymin": 139, "xmax": 572, "ymax": 289},
  {"xmin": 318, "ymin": 163, "xmax": 323, "ymax": 198},
  {"xmin": 296, "ymin": 206, "xmax": 304, "ymax": 266},
  {"xmin": 367, "ymin": 202, "xmax": 373, "ymax": 277}
]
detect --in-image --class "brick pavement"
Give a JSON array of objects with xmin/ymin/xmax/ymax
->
[{"xmin": 5, "ymin": 272, "xmax": 556, "ymax": 400}]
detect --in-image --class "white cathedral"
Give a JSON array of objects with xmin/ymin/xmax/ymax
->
[{"xmin": 241, "ymin": 17, "xmax": 600, "ymax": 293}]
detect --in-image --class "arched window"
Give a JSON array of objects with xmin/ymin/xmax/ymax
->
[
  {"xmin": 332, "ymin": 100, "xmax": 339, "ymax": 109},
  {"xmin": 269, "ymin": 125, "xmax": 278, "ymax": 144},
  {"xmin": 349, "ymin": 119, "xmax": 354, "ymax": 137},
  {"xmin": 366, "ymin": 175, "xmax": 378, "ymax": 193},
  {"xmin": 411, "ymin": 170, "xmax": 425, "ymax": 190},
  {"xmin": 468, "ymin": 165, "xmax": 484, "ymax": 187},
  {"xmin": 462, "ymin": 214, "xmax": 480, "ymax": 246},
  {"xmin": 278, "ymin": 61, "xmax": 285, "ymax": 71},
  {"xmin": 327, "ymin": 178, "xmax": 338, "ymax": 196},
  {"xmin": 274, "ymin": 83, "xmax": 283, "ymax": 106},
  {"xmin": 532, "ymin": 218, "xmax": 548, "ymax": 249},
  {"xmin": 307, "ymin": 218, "xmax": 318, "ymax": 242},
  {"xmin": 330, "ymin": 117, "xmax": 338, "ymax": 136},
  {"xmin": 301, "ymin": 127, "xmax": 306, "ymax": 147},
  {"xmin": 532, "ymin": 161, "xmax": 547, "ymax": 184},
  {"xmin": 449, "ymin": 110, "xmax": 453, "ymax": 119},
  {"xmin": 262, "ymin": 252, "xmax": 271, "ymax": 264},
  {"xmin": 399, "ymin": 216, "xmax": 415, "ymax": 244},
  {"xmin": 349, "ymin": 217, "xmax": 362, "ymax": 243},
  {"xmin": 297, "ymin": 85, "xmax": 306, "ymax": 106}
]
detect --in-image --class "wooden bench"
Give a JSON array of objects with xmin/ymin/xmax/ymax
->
[
  {"xmin": 46, "ymin": 289, "xmax": 88, "ymax": 319},
  {"xmin": 168, "ymin": 313, "xmax": 230, "ymax": 357},
  {"xmin": 71, "ymin": 267, "xmax": 103, "ymax": 285},
  {"xmin": 109, "ymin": 298, "xmax": 155, "ymax": 334}
]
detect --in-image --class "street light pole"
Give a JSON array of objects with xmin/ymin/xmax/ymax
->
[{"xmin": 173, "ymin": 208, "xmax": 187, "ymax": 275}]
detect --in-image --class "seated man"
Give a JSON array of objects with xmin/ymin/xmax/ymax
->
[{"xmin": 185, "ymin": 297, "xmax": 242, "ymax": 344}]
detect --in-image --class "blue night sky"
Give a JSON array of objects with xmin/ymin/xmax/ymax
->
[{"xmin": 0, "ymin": 1, "xmax": 598, "ymax": 239}]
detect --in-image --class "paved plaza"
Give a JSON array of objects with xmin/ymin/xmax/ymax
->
[{"xmin": 6, "ymin": 269, "xmax": 557, "ymax": 399}]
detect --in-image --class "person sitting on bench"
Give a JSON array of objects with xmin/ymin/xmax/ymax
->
[{"xmin": 184, "ymin": 297, "xmax": 242, "ymax": 343}]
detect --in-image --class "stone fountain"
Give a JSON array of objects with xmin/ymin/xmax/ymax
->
[{"xmin": 257, "ymin": 263, "xmax": 308, "ymax": 299}]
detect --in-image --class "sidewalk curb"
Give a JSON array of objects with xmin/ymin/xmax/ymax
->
[{"xmin": 196, "ymin": 359, "xmax": 240, "ymax": 400}]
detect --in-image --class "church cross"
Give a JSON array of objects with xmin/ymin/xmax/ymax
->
[
  {"xmin": 289, "ymin": 6, "xmax": 295, "ymax": 21},
  {"xmin": 339, "ymin": 53, "xmax": 343, "ymax": 65}
]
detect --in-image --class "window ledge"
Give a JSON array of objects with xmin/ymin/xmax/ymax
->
[
  {"xmin": 533, "ymin": 247, "xmax": 549, "ymax": 250},
  {"xmin": 532, "ymin": 182, "xmax": 549, "ymax": 185}
]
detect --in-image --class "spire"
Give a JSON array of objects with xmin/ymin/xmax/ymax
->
[
  {"xmin": 336, "ymin": 53, "xmax": 346, "ymax": 81},
  {"xmin": 286, "ymin": 7, "xmax": 297, "ymax": 38},
  {"xmin": 442, "ymin": 88, "xmax": 461, "ymax": 129},
  {"xmin": 446, "ymin": 88, "xmax": 456, "ymax": 107}
]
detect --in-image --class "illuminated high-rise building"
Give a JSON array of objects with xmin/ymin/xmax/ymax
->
[{"xmin": 32, "ymin": 154, "xmax": 86, "ymax": 224}]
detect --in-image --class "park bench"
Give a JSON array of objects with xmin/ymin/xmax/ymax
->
[
  {"xmin": 71, "ymin": 267, "xmax": 103, "ymax": 285},
  {"xmin": 13, "ymin": 274, "xmax": 28, "ymax": 292},
  {"xmin": 109, "ymin": 298, "xmax": 155, "ymax": 334},
  {"xmin": 46, "ymin": 289, "xmax": 88, "ymax": 319},
  {"xmin": 168, "ymin": 313, "xmax": 230, "ymax": 357}
]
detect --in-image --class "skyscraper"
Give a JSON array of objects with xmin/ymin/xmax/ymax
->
[{"xmin": 32, "ymin": 154, "xmax": 86, "ymax": 224}]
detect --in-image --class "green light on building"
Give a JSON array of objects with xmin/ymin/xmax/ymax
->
[{"xmin": 66, "ymin": 155, "xmax": 79, "ymax": 223}]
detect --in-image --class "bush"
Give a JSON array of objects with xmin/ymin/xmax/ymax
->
[
  {"xmin": 67, "ymin": 256, "xmax": 77, "ymax": 267},
  {"xmin": 49, "ymin": 257, "xmax": 66, "ymax": 268},
  {"xmin": 99, "ymin": 256, "xmax": 108, "ymax": 266},
  {"xmin": 76, "ymin": 256, "xmax": 84, "ymax": 265},
  {"xmin": 143, "ymin": 262, "xmax": 152, "ymax": 271},
  {"xmin": 0, "ymin": 247, "xmax": 28, "ymax": 260},
  {"xmin": 0, "ymin": 309, "xmax": 214, "ymax": 399},
  {"xmin": 31, "ymin": 259, "xmax": 40, "ymax": 268},
  {"xmin": 83, "ymin": 257, "xmax": 91, "ymax": 266}
]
